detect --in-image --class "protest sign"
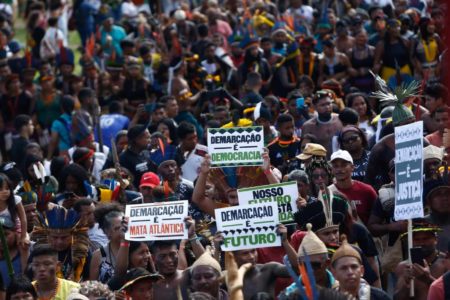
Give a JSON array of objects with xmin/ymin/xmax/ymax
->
[
  {"xmin": 125, "ymin": 201, "xmax": 188, "ymax": 241},
  {"xmin": 215, "ymin": 203, "xmax": 280, "ymax": 251},
  {"xmin": 207, "ymin": 126, "xmax": 264, "ymax": 167},
  {"xmin": 394, "ymin": 121, "xmax": 424, "ymax": 221},
  {"xmin": 238, "ymin": 181, "xmax": 298, "ymax": 223}
]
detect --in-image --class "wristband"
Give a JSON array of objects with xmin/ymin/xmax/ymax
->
[{"xmin": 120, "ymin": 242, "xmax": 130, "ymax": 247}]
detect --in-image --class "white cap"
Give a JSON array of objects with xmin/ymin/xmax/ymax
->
[
  {"xmin": 330, "ymin": 149, "xmax": 353, "ymax": 164},
  {"xmin": 423, "ymin": 145, "xmax": 443, "ymax": 161},
  {"xmin": 174, "ymin": 10, "xmax": 186, "ymax": 21}
]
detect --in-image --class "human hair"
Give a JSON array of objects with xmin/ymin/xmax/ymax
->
[
  {"xmin": 197, "ymin": 24, "xmax": 209, "ymax": 37},
  {"xmin": 338, "ymin": 125, "xmax": 368, "ymax": 149},
  {"xmin": 108, "ymin": 101, "xmax": 123, "ymax": 114},
  {"xmin": 160, "ymin": 95, "xmax": 176, "ymax": 105},
  {"xmin": 338, "ymin": 108, "xmax": 359, "ymax": 126},
  {"xmin": 58, "ymin": 163, "xmax": 90, "ymax": 196},
  {"xmin": 13, "ymin": 114, "xmax": 31, "ymax": 132},
  {"xmin": 31, "ymin": 244, "xmax": 58, "ymax": 258},
  {"xmin": 150, "ymin": 240, "xmax": 177, "ymax": 254},
  {"xmin": 157, "ymin": 118, "xmax": 178, "ymax": 144},
  {"xmin": 61, "ymin": 95, "xmax": 75, "ymax": 114},
  {"xmin": 94, "ymin": 203, "xmax": 124, "ymax": 230},
  {"xmin": 78, "ymin": 281, "xmax": 114, "ymax": 299},
  {"xmin": 0, "ymin": 173, "xmax": 17, "ymax": 224},
  {"xmin": 47, "ymin": 17, "xmax": 58, "ymax": 27},
  {"xmin": 312, "ymin": 90, "xmax": 332, "ymax": 105},
  {"xmin": 73, "ymin": 198, "xmax": 93, "ymax": 213},
  {"xmin": 72, "ymin": 147, "xmax": 93, "ymax": 167},
  {"xmin": 6, "ymin": 275, "xmax": 38, "ymax": 300},
  {"xmin": 276, "ymin": 113, "xmax": 294, "ymax": 126},
  {"xmin": 153, "ymin": 102, "xmax": 165, "ymax": 112},
  {"xmin": 424, "ymin": 82, "xmax": 447, "ymax": 100},
  {"xmin": 306, "ymin": 158, "xmax": 333, "ymax": 195},
  {"xmin": 245, "ymin": 72, "xmax": 262, "ymax": 88},
  {"xmin": 115, "ymin": 130, "xmax": 128, "ymax": 143},
  {"xmin": 345, "ymin": 92, "xmax": 374, "ymax": 119},
  {"xmin": 78, "ymin": 87, "xmax": 95, "ymax": 103},
  {"xmin": 287, "ymin": 90, "xmax": 304, "ymax": 102},
  {"xmin": 286, "ymin": 170, "xmax": 309, "ymax": 184},
  {"xmin": 298, "ymin": 75, "xmax": 315, "ymax": 90},
  {"xmin": 50, "ymin": 156, "xmax": 68, "ymax": 179},
  {"xmin": 302, "ymin": 133, "xmax": 318, "ymax": 143},
  {"xmin": 177, "ymin": 121, "xmax": 196, "ymax": 140}
]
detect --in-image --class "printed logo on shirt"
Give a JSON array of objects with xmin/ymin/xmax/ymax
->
[{"xmin": 135, "ymin": 162, "xmax": 148, "ymax": 172}]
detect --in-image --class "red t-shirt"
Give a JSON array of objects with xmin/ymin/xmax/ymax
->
[{"xmin": 334, "ymin": 180, "xmax": 377, "ymax": 225}]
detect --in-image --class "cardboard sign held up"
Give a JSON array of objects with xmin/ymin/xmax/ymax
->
[
  {"xmin": 394, "ymin": 121, "xmax": 424, "ymax": 221},
  {"xmin": 125, "ymin": 201, "xmax": 188, "ymax": 241},
  {"xmin": 207, "ymin": 126, "xmax": 264, "ymax": 167},
  {"xmin": 215, "ymin": 203, "xmax": 280, "ymax": 251},
  {"xmin": 238, "ymin": 181, "xmax": 299, "ymax": 223}
]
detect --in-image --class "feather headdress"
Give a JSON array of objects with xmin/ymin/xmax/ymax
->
[{"xmin": 369, "ymin": 70, "xmax": 421, "ymax": 126}]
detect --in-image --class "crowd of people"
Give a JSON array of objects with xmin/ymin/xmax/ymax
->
[{"xmin": 0, "ymin": 0, "xmax": 449, "ymax": 299}]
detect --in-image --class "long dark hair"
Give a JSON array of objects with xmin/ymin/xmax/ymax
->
[
  {"xmin": 345, "ymin": 92, "xmax": 375, "ymax": 120},
  {"xmin": 0, "ymin": 173, "xmax": 17, "ymax": 225},
  {"xmin": 58, "ymin": 163, "xmax": 90, "ymax": 196}
]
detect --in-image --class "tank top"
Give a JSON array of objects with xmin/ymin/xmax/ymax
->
[
  {"xmin": 382, "ymin": 40, "xmax": 409, "ymax": 68},
  {"xmin": 351, "ymin": 46, "xmax": 374, "ymax": 69},
  {"xmin": 98, "ymin": 244, "xmax": 115, "ymax": 283},
  {"xmin": 323, "ymin": 55, "xmax": 347, "ymax": 76}
]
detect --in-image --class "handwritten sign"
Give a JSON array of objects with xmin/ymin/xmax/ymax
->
[
  {"xmin": 125, "ymin": 201, "xmax": 188, "ymax": 241},
  {"xmin": 394, "ymin": 121, "xmax": 424, "ymax": 221},
  {"xmin": 207, "ymin": 126, "xmax": 264, "ymax": 167},
  {"xmin": 238, "ymin": 182, "xmax": 298, "ymax": 223},
  {"xmin": 215, "ymin": 203, "xmax": 280, "ymax": 251}
]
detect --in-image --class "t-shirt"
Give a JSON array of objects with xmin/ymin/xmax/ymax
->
[
  {"xmin": 10, "ymin": 136, "xmax": 29, "ymax": 164},
  {"xmin": 119, "ymin": 148, "xmax": 158, "ymax": 188},
  {"xmin": 97, "ymin": 114, "xmax": 130, "ymax": 149},
  {"xmin": 51, "ymin": 113, "xmax": 72, "ymax": 152},
  {"xmin": 331, "ymin": 180, "xmax": 377, "ymax": 225},
  {"xmin": 268, "ymin": 137, "xmax": 302, "ymax": 175},
  {"xmin": 0, "ymin": 254, "xmax": 22, "ymax": 287},
  {"xmin": 352, "ymin": 150, "xmax": 370, "ymax": 182},
  {"xmin": 33, "ymin": 278, "xmax": 80, "ymax": 300},
  {"xmin": 427, "ymin": 273, "xmax": 445, "ymax": 300}
]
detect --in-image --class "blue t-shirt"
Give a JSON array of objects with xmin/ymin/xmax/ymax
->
[
  {"xmin": 96, "ymin": 114, "xmax": 129, "ymax": 148},
  {"xmin": 51, "ymin": 113, "xmax": 72, "ymax": 151},
  {"xmin": 0, "ymin": 254, "xmax": 22, "ymax": 287}
]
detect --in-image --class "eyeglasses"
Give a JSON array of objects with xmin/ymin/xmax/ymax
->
[
  {"xmin": 342, "ymin": 135, "xmax": 359, "ymax": 144},
  {"xmin": 312, "ymin": 172, "xmax": 328, "ymax": 179}
]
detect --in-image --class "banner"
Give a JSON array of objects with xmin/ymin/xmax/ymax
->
[
  {"xmin": 207, "ymin": 126, "xmax": 264, "ymax": 167},
  {"xmin": 125, "ymin": 201, "xmax": 188, "ymax": 241},
  {"xmin": 394, "ymin": 121, "xmax": 424, "ymax": 221},
  {"xmin": 215, "ymin": 203, "xmax": 280, "ymax": 251},
  {"xmin": 238, "ymin": 181, "xmax": 299, "ymax": 223}
]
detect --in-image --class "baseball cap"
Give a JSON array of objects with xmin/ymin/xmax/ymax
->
[
  {"xmin": 296, "ymin": 143, "xmax": 327, "ymax": 160},
  {"xmin": 330, "ymin": 149, "xmax": 353, "ymax": 164},
  {"xmin": 119, "ymin": 268, "xmax": 163, "ymax": 291},
  {"xmin": 139, "ymin": 172, "xmax": 160, "ymax": 189},
  {"xmin": 423, "ymin": 145, "xmax": 443, "ymax": 162}
]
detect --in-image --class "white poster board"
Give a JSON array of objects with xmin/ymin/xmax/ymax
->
[
  {"xmin": 215, "ymin": 203, "xmax": 280, "ymax": 251},
  {"xmin": 238, "ymin": 181, "xmax": 299, "ymax": 223},
  {"xmin": 125, "ymin": 201, "xmax": 188, "ymax": 241}
]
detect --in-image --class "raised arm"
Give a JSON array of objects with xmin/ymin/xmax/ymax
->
[{"xmin": 192, "ymin": 155, "xmax": 217, "ymax": 217}]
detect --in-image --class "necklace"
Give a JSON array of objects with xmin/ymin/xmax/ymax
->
[{"xmin": 36, "ymin": 278, "xmax": 59, "ymax": 300}]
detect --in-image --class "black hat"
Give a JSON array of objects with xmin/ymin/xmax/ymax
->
[
  {"xmin": 119, "ymin": 268, "xmax": 163, "ymax": 291},
  {"xmin": 127, "ymin": 124, "xmax": 148, "ymax": 141},
  {"xmin": 294, "ymin": 195, "xmax": 348, "ymax": 233}
]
